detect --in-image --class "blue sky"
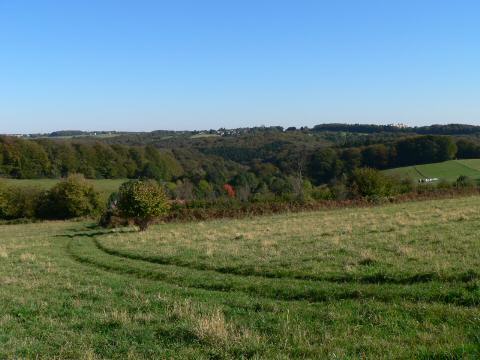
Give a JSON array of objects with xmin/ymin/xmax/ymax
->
[{"xmin": 1, "ymin": 0, "xmax": 480, "ymax": 133}]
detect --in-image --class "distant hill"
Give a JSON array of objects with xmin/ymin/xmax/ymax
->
[{"xmin": 383, "ymin": 159, "xmax": 480, "ymax": 182}]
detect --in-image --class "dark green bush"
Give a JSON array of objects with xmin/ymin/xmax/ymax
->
[
  {"xmin": 36, "ymin": 174, "xmax": 101, "ymax": 219},
  {"xmin": 350, "ymin": 168, "xmax": 396, "ymax": 199},
  {"xmin": 116, "ymin": 180, "xmax": 170, "ymax": 231}
]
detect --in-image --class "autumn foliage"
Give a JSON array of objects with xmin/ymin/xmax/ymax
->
[{"xmin": 223, "ymin": 184, "xmax": 235, "ymax": 198}]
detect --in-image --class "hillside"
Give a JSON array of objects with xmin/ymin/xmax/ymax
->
[
  {"xmin": 383, "ymin": 159, "xmax": 480, "ymax": 182},
  {"xmin": 1, "ymin": 196, "xmax": 479, "ymax": 358}
]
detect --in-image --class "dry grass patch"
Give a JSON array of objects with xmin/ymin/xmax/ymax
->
[
  {"xmin": 19, "ymin": 253, "xmax": 36, "ymax": 262},
  {"xmin": 167, "ymin": 299, "xmax": 263, "ymax": 347}
]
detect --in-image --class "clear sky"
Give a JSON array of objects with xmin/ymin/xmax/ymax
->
[{"xmin": 1, "ymin": 0, "xmax": 480, "ymax": 133}]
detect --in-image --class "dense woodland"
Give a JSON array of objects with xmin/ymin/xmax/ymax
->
[{"xmin": 2, "ymin": 124, "xmax": 480, "ymax": 201}]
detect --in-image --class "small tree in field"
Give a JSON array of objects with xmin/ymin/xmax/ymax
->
[{"xmin": 117, "ymin": 180, "xmax": 170, "ymax": 231}]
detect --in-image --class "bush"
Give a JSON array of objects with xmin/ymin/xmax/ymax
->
[
  {"xmin": 396, "ymin": 178, "xmax": 416, "ymax": 194},
  {"xmin": 116, "ymin": 180, "xmax": 170, "ymax": 231},
  {"xmin": 436, "ymin": 179, "xmax": 453, "ymax": 190},
  {"xmin": 0, "ymin": 184, "xmax": 42, "ymax": 220},
  {"xmin": 350, "ymin": 168, "xmax": 396, "ymax": 199},
  {"xmin": 99, "ymin": 192, "xmax": 133, "ymax": 228},
  {"xmin": 311, "ymin": 185, "xmax": 334, "ymax": 200},
  {"xmin": 36, "ymin": 174, "xmax": 101, "ymax": 219},
  {"xmin": 455, "ymin": 175, "xmax": 475, "ymax": 188}
]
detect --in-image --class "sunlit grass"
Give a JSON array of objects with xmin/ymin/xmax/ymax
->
[{"xmin": 0, "ymin": 196, "xmax": 479, "ymax": 358}]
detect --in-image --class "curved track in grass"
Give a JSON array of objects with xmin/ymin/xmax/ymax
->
[
  {"xmin": 93, "ymin": 237, "xmax": 478, "ymax": 285},
  {"xmin": 67, "ymin": 234, "xmax": 480, "ymax": 308}
]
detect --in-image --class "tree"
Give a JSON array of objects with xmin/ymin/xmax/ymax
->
[
  {"xmin": 394, "ymin": 136, "xmax": 457, "ymax": 166},
  {"xmin": 196, "ymin": 179, "xmax": 214, "ymax": 200},
  {"xmin": 117, "ymin": 180, "xmax": 170, "ymax": 231},
  {"xmin": 456, "ymin": 139, "xmax": 480, "ymax": 159},
  {"xmin": 341, "ymin": 148, "xmax": 362, "ymax": 173},
  {"xmin": 36, "ymin": 174, "xmax": 101, "ymax": 219},
  {"xmin": 361, "ymin": 144, "xmax": 389, "ymax": 169},
  {"xmin": 140, "ymin": 162, "xmax": 164, "ymax": 181},
  {"xmin": 308, "ymin": 148, "xmax": 343, "ymax": 185},
  {"xmin": 223, "ymin": 184, "xmax": 235, "ymax": 198},
  {"xmin": 350, "ymin": 168, "xmax": 396, "ymax": 198}
]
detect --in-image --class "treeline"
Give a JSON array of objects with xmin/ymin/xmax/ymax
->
[
  {"xmin": 1, "ymin": 134, "xmax": 479, "ymax": 205},
  {"xmin": 2, "ymin": 169, "xmax": 477, "ymax": 224},
  {"xmin": 308, "ymin": 135, "xmax": 457, "ymax": 184},
  {"xmin": 312, "ymin": 123, "xmax": 480, "ymax": 135},
  {"xmin": 0, "ymin": 137, "xmax": 183, "ymax": 180}
]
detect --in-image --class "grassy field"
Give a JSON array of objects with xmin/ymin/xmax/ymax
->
[
  {"xmin": 0, "ymin": 178, "xmax": 126, "ymax": 201},
  {"xmin": 383, "ymin": 159, "xmax": 480, "ymax": 182},
  {"xmin": 0, "ymin": 197, "xmax": 479, "ymax": 358}
]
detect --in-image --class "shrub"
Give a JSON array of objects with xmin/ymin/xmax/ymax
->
[
  {"xmin": 5, "ymin": 186, "xmax": 42, "ymax": 219},
  {"xmin": 117, "ymin": 180, "xmax": 170, "ymax": 231},
  {"xmin": 455, "ymin": 175, "xmax": 475, "ymax": 188},
  {"xmin": 436, "ymin": 179, "xmax": 453, "ymax": 190},
  {"xmin": 36, "ymin": 174, "xmax": 101, "ymax": 219},
  {"xmin": 99, "ymin": 191, "xmax": 134, "ymax": 228},
  {"xmin": 0, "ymin": 184, "xmax": 42, "ymax": 220},
  {"xmin": 350, "ymin": 168, "xmax": 396, "ymax": 199},
  {"xmin": 311, "ymin": 185, "xmax": 334, "ymax": 200},
  {"xmin": 396, "ymin": 178, "xmax": 416, "ymax": 194}
]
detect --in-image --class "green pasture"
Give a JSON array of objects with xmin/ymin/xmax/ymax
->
[
  {"xmin": 0, "ymin": 178, "xmax": 126, "ymax": 201},
  {"xmin": 383, "ymin": 159, "xmax": 480, "ymax": 182},
  {"xmin": 0, "ymin": 196, "xmax": 479, "ymax": 358}
]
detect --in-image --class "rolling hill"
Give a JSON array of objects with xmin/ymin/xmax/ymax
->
[{"xmin": 383, "ymin": 159, "xmax": 480, "ymax": 182}]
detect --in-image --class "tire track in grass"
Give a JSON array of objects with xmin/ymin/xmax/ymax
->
[
  {"xmin": 67, "ymin": 236, "xmax": 480, "ymax": 308},
  {"xmin": 94, "ymin": 238, "xmax": 479, "ymax": 285},
  {"xmin": 414, "ymin": 166, "xmax": 427, "ymax": 179}
]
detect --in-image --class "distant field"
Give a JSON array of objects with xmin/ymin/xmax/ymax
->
[
  {"xmin": 383, "ymin": 159, "xmax": 480, "ymax": 182},
  {"xmin": 190, "ymin": 133, "xmax": 221, "ymax": 139},
  {"xmin": 0, "ymin": 196, "xmax": 479, "ymax": 358},
  {"xmin": 0, "ymin": 178, "xmax": 126, "ymax": 201}
]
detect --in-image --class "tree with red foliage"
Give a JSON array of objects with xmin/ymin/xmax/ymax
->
[{"xmin": 223, "ymin": 184, "xmax": 235, "ymax": 198}]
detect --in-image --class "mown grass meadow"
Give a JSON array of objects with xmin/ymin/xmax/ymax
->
[{"xmin": 0, "ymin": 196, "xmax": 479, "ymax": 358}]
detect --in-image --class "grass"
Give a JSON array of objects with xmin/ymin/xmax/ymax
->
[
  {"xmin": 383, "ymin": 159, "xmax": 480, "ymax": 182},
  {"xmin": 0, "ymin": 196, "xmax": 479, "ymax": 358},
  {"xmin": 0, "ymin": 178, "xmax": 126, "ymax": 202}
]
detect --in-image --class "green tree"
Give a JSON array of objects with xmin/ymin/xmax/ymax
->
[
  {"xmin": 308, "ymin": 148, "xmax": 343, "ymax": 185},
  {"xmin": 37, "ymin": 174, "xmax": 101, "ymax": 219},
  {"xmin": 196, "ymin": 179, "xmax": 214, "ymax": 200},
  {"xmin": 117, "ymin": 180, "xmax": 170, "ymax": 231},
  {"xmin": 350, "ymin": 168, "xmax": 396, "ymax": 199},
  {"xmin": 361, "ymin": 144, "xmax": 390, "ymax": 169}
]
